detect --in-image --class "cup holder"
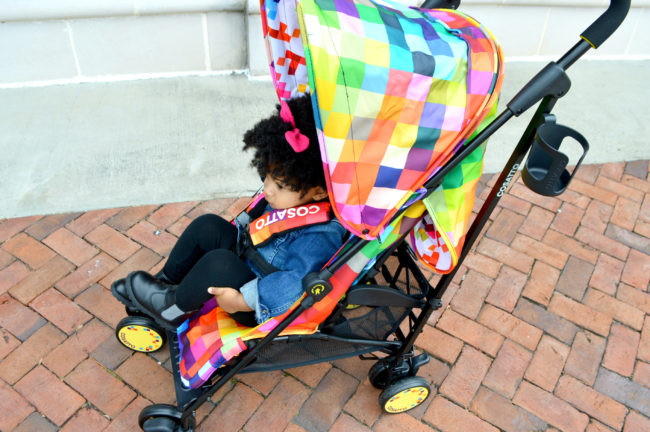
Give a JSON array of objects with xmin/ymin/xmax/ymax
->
[{"xmin": 522, "ymin": 122, "xmax": 589, "ymax": 197}]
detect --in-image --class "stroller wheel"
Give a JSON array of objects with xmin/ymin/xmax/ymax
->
[
  {"xmin": 116, "ymin": 316, "xmax": 166, "ymax": 353},
  {"xmin": 124, "ymin": 306, "xmax": 146, "ymax": 316},
  {"xmin": 368, "ymin": 360, "xmax": 393, "ymax": 389},
  {"xmin": 369, "ymin": 358, "xmax": 412, "ymax": 389},
  {"xmin": 379, "ymin": 376, "xmax": 431, "ymax": 414},
  {"xmin": 142, "ymin": 416, "xmax": 180, "ymax": 432},
  {"xmin": 139, "ymin": 404, "xmax": 187, "ymax": 431},
  {"xmin": 126, "ymin": 305, "xmax": 142, "ymax": 316}
]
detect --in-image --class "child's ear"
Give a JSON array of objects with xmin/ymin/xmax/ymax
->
[{"xmin": 312, "ymin": 187, "xmax": 328, "ymax": 201}]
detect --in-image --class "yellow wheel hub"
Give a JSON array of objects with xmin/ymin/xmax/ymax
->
[
  {"xmin": 383, "ymin": 386, "xmax": 429, "ymax": 413},
  {"xmin": 117, "ymin": 324, "xmax": 164, "ymax": 352}
]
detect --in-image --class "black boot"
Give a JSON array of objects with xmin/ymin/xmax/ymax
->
[
  {"xmin": 110, "ymin": 277, "xmax": 130, "ymax": 305},
  {"xmin": 154, "ymin": 269, "xmax": 176, "ymax": 284},
  {"xmin": 125, "ymin": 271, "xmax": 190, "ymax": 329},
  {"xmin": 111, "ymin": 272, "xmax": 171, "ymax": 307}
]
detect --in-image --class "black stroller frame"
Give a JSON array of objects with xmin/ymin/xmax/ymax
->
[{"xmin": 116, "ymin": 1, "xmax": 632, "ymax": 430}]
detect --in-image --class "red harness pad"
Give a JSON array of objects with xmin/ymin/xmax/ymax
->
[{"xmin": 249, "ymin": 202, "xmax": 331, "ymax": 246}]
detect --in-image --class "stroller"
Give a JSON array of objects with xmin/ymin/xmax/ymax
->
[{"xmin": 111, "ymin": 0, "xmax": 630, "ymax": 430}]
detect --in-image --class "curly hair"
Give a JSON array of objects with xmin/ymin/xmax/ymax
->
[{"xmin": 242, "ymin": 94, "xmax": 325, "ymax": 196}]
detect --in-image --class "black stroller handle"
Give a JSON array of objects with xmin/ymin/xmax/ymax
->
[
  {"xmin": 420, "ymin": 0, "xmax": 460, "ymax": 9},
  {"xmin": 581, "ymin": 0, "xmax": 631, "ymax": 48}
]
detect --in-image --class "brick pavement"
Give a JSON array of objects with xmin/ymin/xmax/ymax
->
[{"xmin": 0, "ymin": 160, "xmax": 649, "ymax": 432}]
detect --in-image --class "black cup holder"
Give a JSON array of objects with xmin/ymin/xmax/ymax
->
[{"xmin": 522, "ymin": 122, "xmax": 589, "ymax": 197}]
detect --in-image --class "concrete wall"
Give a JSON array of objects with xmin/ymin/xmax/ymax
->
[
  {"xmin": 1, "ymin": 0, "xmax": 649, "ymax": 85},
  {"xmin": 0, "ymin": 0, "xmax": 249, "ymax": 84},
  {"xmin": 1, "ymin": 0, "xmax": 648, "ymax": 218}
]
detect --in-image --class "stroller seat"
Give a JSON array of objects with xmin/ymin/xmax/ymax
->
[{"xmin": 178, "ymin": 233, "xmax": 433, "ymax": 389}]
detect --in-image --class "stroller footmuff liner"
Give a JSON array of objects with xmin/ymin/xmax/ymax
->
[{"xmin": 111, "ymin": 0, "xmax": 630, "ymax": 430}]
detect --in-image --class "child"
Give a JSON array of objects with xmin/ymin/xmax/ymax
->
[{"xmin": 112, "ymin": 95, "xmax": 346, "ymax": 328}]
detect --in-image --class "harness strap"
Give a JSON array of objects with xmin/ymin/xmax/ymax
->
[
  {"xmin": 249, "ymin": 201, "xmax": 331, "ymax": 247},
  {"xmin": 234, "ymin": 209, "xmax": 280, "ymax": 277},
  {"xmin": 234, "ymin": 200, "xmax": 332, "ymax": 277},
  {"xmin": 242, "ymin": 246, "xmax": 281, "ymax": 276}
]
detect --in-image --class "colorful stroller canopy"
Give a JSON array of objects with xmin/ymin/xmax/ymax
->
[{"xmin": 262, "ymin": 0, "xmax": 503, "ymax": 239}]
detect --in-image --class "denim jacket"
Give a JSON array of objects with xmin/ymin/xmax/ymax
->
[{"xmin": 239, "ymin": 208, "xmax": 347, "ymax": 324}]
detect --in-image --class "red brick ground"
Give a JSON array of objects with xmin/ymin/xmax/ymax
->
[{"xmin": 1, "ymin": 161, "xmax": 649, "ymax": 432}]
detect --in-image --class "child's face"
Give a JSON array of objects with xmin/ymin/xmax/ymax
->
[{"xmin": 264, "ymin": 175, "xmax": 327, "ymax": 209}]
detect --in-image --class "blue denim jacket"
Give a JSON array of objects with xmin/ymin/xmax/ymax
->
[{"xmin": 239, "ymin": 210, "xmax": 347, "ymax": 324}]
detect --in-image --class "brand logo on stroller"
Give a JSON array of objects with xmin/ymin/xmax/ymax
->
[
  {"xmin": 311, "ymin": 284, "xmax": 325, "ymax": 296},
  {"xmin": 254, "ymin": 204, "xmax": 321, "ymax": 230},
  {"xmin": 119, "ymin": 331, "xmax": 136, "ymax": 350},
  {"xmin": 497, "ymin": 164, "xmax": 519, "ymax": 197}
]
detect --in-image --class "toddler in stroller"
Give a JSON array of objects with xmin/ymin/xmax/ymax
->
[
  {"xmin": 111, "ymin": 95, "xmax": 347, "ymax": 330},
  {"xmin": 110, "ymin": 0, "xmax": 630, "ymax": 430}
]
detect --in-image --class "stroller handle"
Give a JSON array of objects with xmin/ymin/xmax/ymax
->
[
  {"xmin": 580, "ymin": 0, "xmax": 631, "ymax": 48},
  {"xmin": 420, "ymin": 0, "xmax": 460, "ymax": 9}
]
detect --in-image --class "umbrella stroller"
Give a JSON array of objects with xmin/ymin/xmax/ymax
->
[{"xmin": 111, "ymin": 0, "xmax": 630, "ymax": 430}]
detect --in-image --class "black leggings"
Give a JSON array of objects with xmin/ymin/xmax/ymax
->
[{"xmin": 162, "ymin": 214, "xmax": 257, "ymax": 326}]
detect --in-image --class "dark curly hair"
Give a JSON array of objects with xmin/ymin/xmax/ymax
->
[{"xmin": 243, "ymin": 94, "xmax": 325, "ymax": 196}]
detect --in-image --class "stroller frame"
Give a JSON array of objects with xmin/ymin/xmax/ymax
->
[{"xmin": 118, "ymin": 1, "xmax": 631, "ymax": 430}]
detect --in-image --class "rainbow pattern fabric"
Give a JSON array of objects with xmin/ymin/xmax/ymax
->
[
  {"xmin": 262, "ymin": 0, "xmax": 311, "ymax": 99},
  {"xmin": 410, "ymin": 100, "xmax": 498, "ymax": 273},
  {"xmin": 297, "ymin": 0, "xmax": 503, "ymax": 239}
]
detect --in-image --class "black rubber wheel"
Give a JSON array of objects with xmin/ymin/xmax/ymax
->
[
  {"xmin": 142, "ymin": 416, "xmax": 179, "ymax": 432},
  {"xmin": 138, "ymin": 404, "xmax": 183, "ymax": 431},
  {"xmin": 115, "ymin": 316, "xmax": 166, "ymax": 353},
  {"xmin": 379, "ymin": 376, "xmax": 431, "ymax": 414},
  {"xmin": 368, "ymin": 360, "xmax": 393, "ymax": 390},
  {"xmin": 125, "ymin": 305, "xmax": 142, "ymax": 316}
]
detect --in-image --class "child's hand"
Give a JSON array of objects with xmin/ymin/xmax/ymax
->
[{"xmin": 207, "ymin": 287, "xmax": 253, "ymax": 314}]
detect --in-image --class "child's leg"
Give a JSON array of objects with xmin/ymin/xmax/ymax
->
[
  {"xmin": 175, "ymin": 249, "xmax": 256, "ymax": 312},
  {"xmin": 175, "ymin": 249, "xmax": 258, "ymax": 326},
  {"xmin": 122, "ymin": 217, "xmax": 257, "ymax": 328},
  {"xmin": 162, "ymin": 214, "xmax": 238, "ymax": 283}
]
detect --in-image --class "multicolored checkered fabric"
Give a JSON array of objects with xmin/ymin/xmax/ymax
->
[
  {"xmin": 262, "ymin": 0, "xmax": 311, "ymax": 100},
  {"xmin": 410, "ymin": 146, "xmax": 484, "ymax": 273},
  {"xmin": 298, "ymin": 0, "xmax": 502, "ymax": 239},
  {"xmin": 410, "ymin": 100, "xmax": 498, "ymax": 273},
  {"xmin": 178, "ymin": 300, "xmax": 248, "ymax": 388}
]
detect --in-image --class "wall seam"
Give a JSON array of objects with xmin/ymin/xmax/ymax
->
[
  {"xmin": 202, "ymin": 13, "xmax": 212, "ymax": 71},
  {"xmin": 65, "ymin": 21, "xmax": 82, "ymax": 77},
  {"xmin": 535, "ymin": 7, "xmax": 552, "ymax": 56},
  {"xmin": 624, "ymin": 7, "xmax": 642, "ymax": 56}
]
